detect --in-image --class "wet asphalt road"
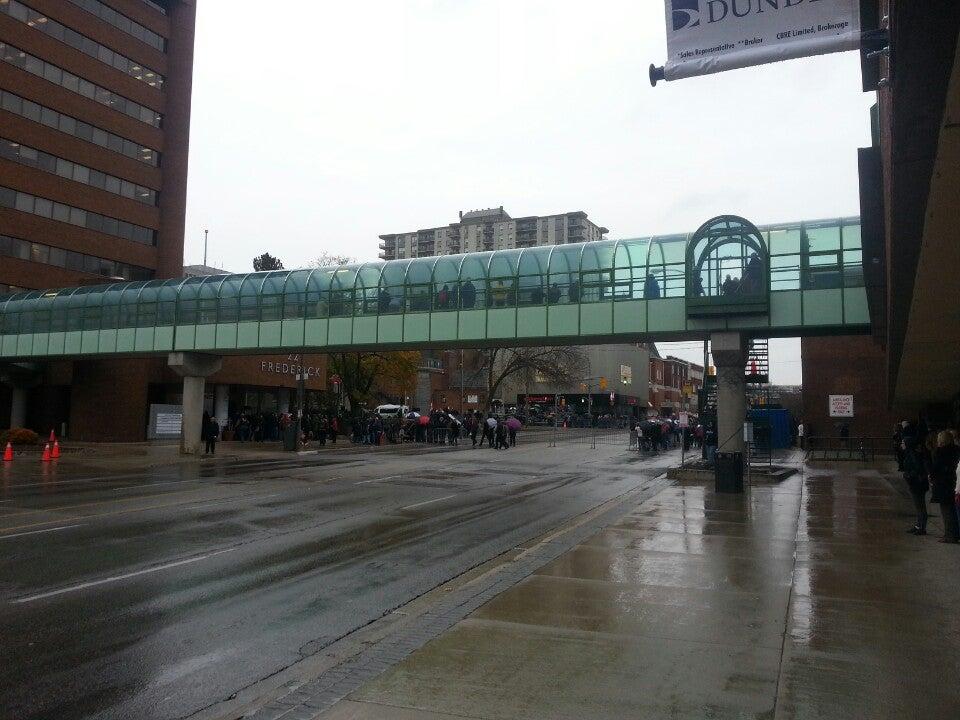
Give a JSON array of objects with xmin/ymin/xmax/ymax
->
[{"xmin": 0, "ymin": 440, "xmax": 674, "ymax": 720}]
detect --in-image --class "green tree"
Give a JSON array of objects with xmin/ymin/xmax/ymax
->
[
  {"xmin": 328, "ymin": 351, "xmax": 420, "ymax": 414},
  {"xmin": 252, "ymin": 252, "xmax": 284, "ymax": 271}
]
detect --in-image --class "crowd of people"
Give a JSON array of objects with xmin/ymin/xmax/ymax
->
[
  {"xmin": 209, "ymin": 407, "xmax": 526, "ymax": 450},
  {"xmin": 897, "ymin": 419, "xmax": 960, "ymax": 544}
]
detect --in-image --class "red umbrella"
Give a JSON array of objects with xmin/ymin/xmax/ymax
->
[{"xmin": 418, "ymin": 415, "xmax": 430, "ymax": 426}]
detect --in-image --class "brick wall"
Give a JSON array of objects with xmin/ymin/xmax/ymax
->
[{"xmin": 800, "ymin": 335, "xmax": 898, "ymax": 439}]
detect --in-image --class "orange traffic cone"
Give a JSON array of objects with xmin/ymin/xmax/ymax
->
[
  {"xmin": 41, "ymin": 443, "xmax": 51, "ymax": 462},
  {"xmin": 3, "ymin": 442, "xmax": 12, "ymax": 462},
  {"xmin": 49, "ymin": 429, "xmax": 56, "ymax": 443},
  {"xmin": 51, "ymin": 440, "xmax": 61, "ymax": 459}
]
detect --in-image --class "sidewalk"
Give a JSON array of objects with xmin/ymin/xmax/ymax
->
[{"xmin": 313, "ymin": 460, "xmax": 960, "ymax": 719}]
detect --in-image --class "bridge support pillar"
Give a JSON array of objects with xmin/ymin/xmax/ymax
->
[
  {"xmin": 711, "ymin": 332, "xmax": 748, "ymax": 456},
  {"xmin": 9, "ymin": 386, "xmax": 27, "ymax": 429},
  {"xmin": 168, "ymin": 353, "xmax": 222, "ymax": 455},
  {"xmin": 1, "ymin": 363, "xmax": 41, "ymax": 430}
]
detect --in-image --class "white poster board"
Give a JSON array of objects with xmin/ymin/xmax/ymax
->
[
  {"xmin": 828, "ymin": 395, "xmax": 854, "ymax": 418},
  {"xmin": 148, "ymin": 404, "xmax": 183, "ymax": 440},
  {"xmin": 662, "ymin": 0, "xmax": 860, "ymax": 82},
  {"xmin": 679, "ymin": 411, "xmax": 689, "ymax": 428}
]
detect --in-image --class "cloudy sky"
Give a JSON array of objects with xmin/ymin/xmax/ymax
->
[{"xmin": 182, "ymin": 1, "xmax": 874, "ymax": 383}]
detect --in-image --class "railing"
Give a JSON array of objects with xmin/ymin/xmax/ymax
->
[{"xmin": 805, "ymin": 436, "xmax": 896, "ymax": 462}]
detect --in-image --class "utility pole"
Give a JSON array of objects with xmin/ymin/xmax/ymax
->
[
  {"xmin": 203, "ymin": 229, "xmax": 209, "ymax": 266},
  {"xmin": 459, "ymin": 349, "xmax": 465, "ymax": 415}
]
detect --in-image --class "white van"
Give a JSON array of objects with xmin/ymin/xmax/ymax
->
[{"xmin": 375, "ymin": 404, "xmax": 409, "ymax": 418}]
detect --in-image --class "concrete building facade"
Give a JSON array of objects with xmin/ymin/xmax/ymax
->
[{"xmin": 379, "ymin": 207, "xmax": 607, "ymax": 261}]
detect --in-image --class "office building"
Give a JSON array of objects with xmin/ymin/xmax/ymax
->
[{"xmin": 0, "ymin": 0, "xmax": 196, "ymax": 439}]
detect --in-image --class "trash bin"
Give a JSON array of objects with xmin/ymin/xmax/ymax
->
[
  {"xmin": 283, "ymin": 423, "xmax": 299, "ymax": 451},
  {"xmin": 714, "ymin": 451, "xmax": 744, "ymax": 494}
]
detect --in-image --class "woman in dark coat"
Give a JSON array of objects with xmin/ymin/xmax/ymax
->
[{"xmin": 929, "ymin": 431, "xmax": 960, "ymax": 543}]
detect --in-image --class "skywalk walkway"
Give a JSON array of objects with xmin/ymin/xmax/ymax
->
[{"xmin": 0, "ymin": 216, "xmax": 868, "ymax": 360}]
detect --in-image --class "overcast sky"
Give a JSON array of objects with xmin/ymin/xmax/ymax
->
[{"xmin": 182, "ymin": 1, "xmax": 875, "ymax": 384}]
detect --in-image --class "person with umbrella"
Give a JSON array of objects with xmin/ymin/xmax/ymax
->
[{"xmin": 506, "ymin": 416, "xmax": 522, "ymax": 447}]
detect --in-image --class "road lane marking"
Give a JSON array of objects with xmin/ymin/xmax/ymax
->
[
  {"xmin": 0, "ymin": 491, "xmax": 278, "ymax": 533},
  {"xmin": 0, "ymin": 524, "xmax": 84, "ymax": 540},
  {"xmin": 12, "ymin": 548, "xmax": 238, "ymax": 604},
  {"xmin": 0, "ymin": 487, "xmax": 212, "ymax": 518},
  {"xmin": 401, "ymin": 494, "xmax": 456, "ymax": 510},
  {"xmin": 112, "ymin": 479, "xmax": 201, "ymax": 491},
  {"xmin": 355, "ymin": 475, "xmax": 399, "ymax": 485},
  {"xmin": 183, "ymin": 493, "xmax": 281, "ymax": 511}
]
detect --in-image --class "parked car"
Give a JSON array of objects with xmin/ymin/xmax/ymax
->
[{"xmin": 375, "ymin": 404, "xmax": 409, "ymax": 418}]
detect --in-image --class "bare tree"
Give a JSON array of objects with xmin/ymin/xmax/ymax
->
[
  {"xmin": 478, "ymin": 346, "xmax": 589, "ymax": 409},
  {"xmin": 313, "ymin": 251, "xmax": 356, "ymax": 268}
]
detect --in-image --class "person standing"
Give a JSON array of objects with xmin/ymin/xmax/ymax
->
[
  {"xmin": 901, "ymin": 424, "xmax": 929, "ymax": 535},
  {"xmin": 797, "ymin": 420, "xmax": 805, "ymax": 450},
  {"xmin": 930, "ymin": 430, "xmax": 960, "ymax": 543},
  {"xmin": 205, "ymin": 416, "xmax": 220, "ymax": 455}
]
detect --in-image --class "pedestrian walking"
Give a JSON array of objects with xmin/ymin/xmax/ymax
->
[
  {"xmin": 495, "ymin": 421, "xmax": 509, "ymax": 450},
  {"xmin": 930, "ymin": 430, "xmax": 960, "ymax": 543},
  {"xmin": 205, "ymin": 416, "xmax": 220, "ymax": 455}
]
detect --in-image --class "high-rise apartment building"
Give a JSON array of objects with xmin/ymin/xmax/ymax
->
[
  {"xmin": 0, "ymin": 0, "xmax": 197, "ymax": 440},
  {"xmin": 0, "ymin": 0, "xmax": 196, "ymax": 292},
  {"xmin": 378, "ymin": 207, "xmax": 608, "ymax": 261}
]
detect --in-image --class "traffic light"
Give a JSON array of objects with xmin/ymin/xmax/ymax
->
[{"xmin": 599, "ymin": 377, "xmax": 608, "ymax": 391}]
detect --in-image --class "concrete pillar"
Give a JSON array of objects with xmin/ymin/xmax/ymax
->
[
  {"xmin": 214, "ymin": 385, "xmax": 230, "ymax": 425},
  {"xmin": 168, "ymin": 353, "xmax": 222, "ymax": 455},
  {"xmin": 10, "ymin": 386, "xmax": 27, "ymax": 429},
  {"xmin": 711, "ymin": 332, "xmax": 748, "ymax": 455},
  {"xmin": 278, "ymin": 387, "xmax": 291, "ymax": 414}
]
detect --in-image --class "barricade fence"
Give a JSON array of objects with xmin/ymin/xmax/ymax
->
[{"xmin": 805, "ymin": 436, "xmax": 896, "ymax": 462}]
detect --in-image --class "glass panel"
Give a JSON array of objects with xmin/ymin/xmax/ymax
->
[
  {"xmin": 432, "ymin": 257, "xmax": 460, "ymax": 312},
  {"xmin": 458, "ymin": 254, "xmax": 489, "ymax": 309},
  {"xmin": 217, "ymin": 276, "xmax": 244, "ymax": 323},
  {"xmin": 118, "ymin": 282, "xmax": 146, "ymax": 328},
  {"xmin": 843, "ymin": 249, "xmax": 864, "ymax": 287},
  {"xmin": 282, "ymin": 269, "xmax": 312, "ymax": 320},
  {"xmin": 842, "ymin": 222, "xmax": 862, "ymax": 249},
  {"xmin": 804, "ymin": 252, "xmax": 842, "ymax": 290},
  {"xmin": 804, "ymin": 223, "xmax": 841, "ymax": 252},
  {"xmin": 547, "ymin": 246, "xmax": 582, "ymax": 304},
  {"xmin": 770, "ymin": 254, "xmax": 801, "ymax": 291}
]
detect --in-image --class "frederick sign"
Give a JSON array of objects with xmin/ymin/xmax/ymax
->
[{"xmin": 660, "ymin": 0, "xmax": 860, "ymax": 81}]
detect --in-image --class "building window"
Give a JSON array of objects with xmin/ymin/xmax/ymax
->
[
  {"xmin": 0, "ymin": 90, "xmax": 159, "ymax": 166},
  {"xmin": 138, "ymin": 0, "xmax": 168, "ymax": 16},
  {"xmin": 0, "ymin": 137, "xmax": 158, "ymax": 205},
  {"xmin": 0, "ymin": 1, "xmax": 165, "ymax": 88},
  {"xmin": 67, "ymin": 0, "xmax": 166, "ymax": 51},
  {"xmin": 0, "ymin": 186, "xmax": 156, "ymax": 245},
  {"xmin": 0, "ymin": 42, "xmax": 162, "ymax": 127},
  {"xmin": 0, "ymin": 233, "xmax": 154, "ymax": 280}
]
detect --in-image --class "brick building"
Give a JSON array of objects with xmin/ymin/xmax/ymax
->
[{"xmin": 0, "ymin": 2, "xmax": 333, "ymax": 440}]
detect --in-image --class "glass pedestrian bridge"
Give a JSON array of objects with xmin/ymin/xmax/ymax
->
[{"xmin": 0, "ymin": 215, "xmax": 869, "ymax": 360}]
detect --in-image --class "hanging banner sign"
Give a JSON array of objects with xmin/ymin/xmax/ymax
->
[{"xmin": 662, "ymin": 0, "xmax": 860, "ymax": 82}]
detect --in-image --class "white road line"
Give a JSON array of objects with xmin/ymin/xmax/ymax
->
[
  {"xmin": 0, "ymin": 524, "xmax": 84, "ymax": 540},
  {"xmin": 401, "ymin": 494, "xmax": 456, "ymax": 511},
  {"xmin": 12, "ymin": 548, "xmax": 238, "ymax": 604},
  {"xmin": 184, "ymin": 493, "xmax": 281, "ymax": 511},
  {"xmin": 112, "ymin": 479, "xmax": 199, "ymax": 491},
  {"xmin": 355, "ymin": 475, "xmax": 399, "ymax": 485}
]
